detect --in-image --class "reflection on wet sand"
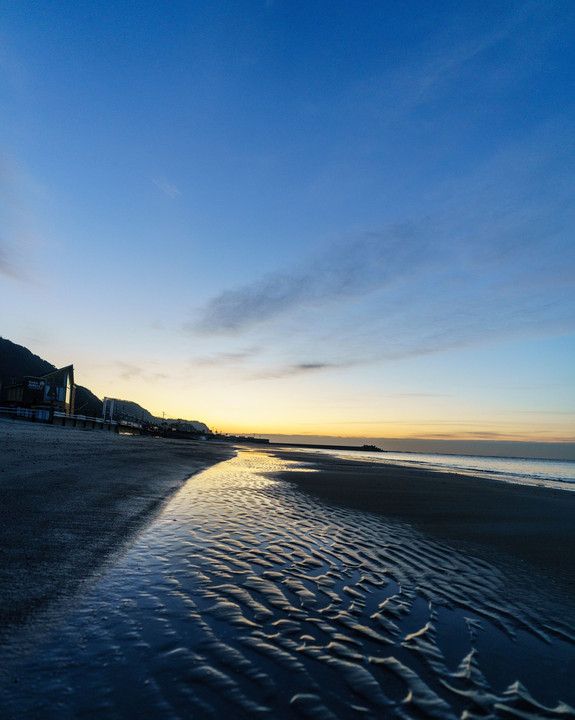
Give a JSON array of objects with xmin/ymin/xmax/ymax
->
[{"xmin": 1, "ymin": 451, "xmax": 574, "ymax": 719}]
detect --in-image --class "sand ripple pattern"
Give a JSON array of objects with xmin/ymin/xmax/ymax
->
[{"xmin": 1, "ymin": 451, "xmax": 574, "ymax": 719}]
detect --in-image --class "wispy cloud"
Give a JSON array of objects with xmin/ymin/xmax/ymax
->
[
  {"xmin": 0, "ymin": 154, "xmax": 35, "ymax": 282},
  {"xmin": 191, "ymin": 224, "xmax": 432, "ymax": 335},
  {"xmin": 0, "ymin": 243, "xmax": 20, "ymax": 279},
  {"xmin": 389, "ymin": 393, "xmax": 451, "ymax": 398},
  {"xmin": 189, "ymin": 348, "xmax": 261, "ymax": 367},
  {"xmin": 117, "ymin": 362, "xmax": 144, "ymax": 381},
  {"xmin": 151, "ymin": 176, "xmax": 181, "ymax": 199},
  {"xmin": 383, "ymin": 3, "xmax": 543, "ymax": 117},
  {"xmin": 188, "ymin": 115, "xmax": 574, "ymax": 376},
  {"xmin": 191, "ymin": 211, "xmax": 573, "ymax": 359},
  {"xmin": 404, "ymin": 430, "xmax": 575, "ymax": 442},
  {"xmin": 252, "ymin": 361, "xmax": 351, "ymax": 380},
  {"xmin": 511, "ymin": 410, "xmax": 575, "ymax": 416},
  {"xmin": 116, "ymin": 362, "xmax": 167, "ymax": 383}
]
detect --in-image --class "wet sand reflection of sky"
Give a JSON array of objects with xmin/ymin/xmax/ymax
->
[{"xmin": 1, "ymin": 452, "xmax": 574, "ymax": 719}]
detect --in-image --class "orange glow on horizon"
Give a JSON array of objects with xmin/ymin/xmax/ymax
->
[
  {"xmin": 211, "ymin": 422, "xmax": 574, "ymax": 444},
  {"xmin": 80, "ymin": 364, "xmax": 574, "ymax": 448}
]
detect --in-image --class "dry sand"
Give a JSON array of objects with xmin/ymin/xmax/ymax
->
[
  {"xmin": 0, "ymin": 418, "xmax": 234, "ymax": 643},
  {"xmin": 268, "ymin": 447, "xmax": 575, "ymax": 598}
]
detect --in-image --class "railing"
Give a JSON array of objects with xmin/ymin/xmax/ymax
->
[
  {"xmin": 0, "ymin": 406, "xmax": 118, "ymax": 430},
  {"xmin": 0, "ymin": 406, "xmax": 39, "ymax": 420},
  {"xmin": 0, "ymin": 407, "xmax": 208, "ymax": 439}
]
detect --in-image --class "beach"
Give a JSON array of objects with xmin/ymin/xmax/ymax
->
[
  {"xmin": 0, "ymin": 418, "xmax": 234, "ymax": 645},
  {"xmin": 269, "ymin": 447, "xmax": 575, "ymax": 598},
  {"xmin": 1, "ymin": 425, "xmax": 575, "ymax": 718}
]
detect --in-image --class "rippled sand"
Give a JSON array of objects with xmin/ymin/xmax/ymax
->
[{"xmin": 1, "ymin": 450, "xmax": 574, "ymax": 719}]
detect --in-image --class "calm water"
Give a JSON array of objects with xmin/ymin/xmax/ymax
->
[
  {"xmin": 1, "ymin": 450, "xmax": 574, "ymax": 719},
  {"xmin": 305, "ymin": 448, "xmax": 575, "ymax": 491}
]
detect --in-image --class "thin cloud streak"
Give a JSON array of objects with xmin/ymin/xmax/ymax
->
[
  {"xmin": 115, "ymin": 362, "xmax": 167, "ymax": 383},
  {"xmin": 191, "ymin": 226, "xmax": 432, "ymax": 335},
  {"xmin": 190, "ymin": 348, "xmax": 261, "ymax": 368},
  {"xmin": 0, "ymin": 244, "xmax": 20, "ymax": 279},
  {"xmin": 252, "ymin": 361, "xmax": 352, "ymax": 381},
  {"xmin": 389, "ymin": 393, "xmax": 451, "ymax": 398},
  {"xmin": 117, "ymin": 362, "xmax": 144, "ymax": 381},
  {"xmin": 151, "ymin": 176, "xmax": 181, "ymax": 199},
  {"xmin": 0, "ymin": 152, "xmax": 55, "ymax": 284},
  {"xmin": 358, "ymin": 2, "xmax": 535, "ymax": 124},
  {"xmin": 0, "ymin": 155, "xmax": 30, "ymax": 281}
]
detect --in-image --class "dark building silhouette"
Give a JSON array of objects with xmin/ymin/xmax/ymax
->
[{"xmin": 4, "ymin": 365, "xmax": 75, "ymax": 416}]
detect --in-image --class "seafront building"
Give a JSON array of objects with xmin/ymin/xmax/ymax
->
[{"xmin": 1, "ymin": 365, "xmax": 75, "ymax": 419}]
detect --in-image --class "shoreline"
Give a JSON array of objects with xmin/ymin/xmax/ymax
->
[
  {"xmin": 0, "ymin": 419, "xmax": 235, "ymax": 645},
  {"xmin": 265, "ymin": 446, "xmax": 575, "ymax": 599}
]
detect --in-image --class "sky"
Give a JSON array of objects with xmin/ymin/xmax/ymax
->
[{"xmin": 1, "ymin": 1, "xmax": 574, "ymax": 455}]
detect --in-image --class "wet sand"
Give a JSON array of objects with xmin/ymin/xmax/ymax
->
[
  {"xmin": 0, "ymin": 418, "xmax": 234, "ymax": 642},
  {"xmin": 2, "ymin": 449, "xmax": 574, "ymax": 718},
  {"xmin": 268, "ymin": 447, "xmax": 575, "ymax": 595}
]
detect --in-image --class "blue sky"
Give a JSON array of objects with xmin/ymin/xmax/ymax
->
[{"xmin": 1, "ymin": 1, "xmax": 574, "ymax": 451}]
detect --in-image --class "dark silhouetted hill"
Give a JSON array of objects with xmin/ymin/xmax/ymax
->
[
  {"xmin": 108, "ymin": 399, "xmax": 155, "ymax": 424},
  {"xmin": 0, "ymin": 337, "xmax": 54, "ymax": 383},
  {"xmin": 0, "ymin": 337, "xmax": 103, "ymax": 416},
  {"xmin": 0, "ymin": 337, "xmax": 102, "ymax": 416},
  {"xmin": 108, "ymin": 399, "xmax": 210, "ymax": 432},
  {"xmin": 74, "ymin": 386, "xmax": 104, "ymax": 417}
]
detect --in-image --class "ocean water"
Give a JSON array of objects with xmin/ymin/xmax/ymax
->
[
  {"xmin": 1, "ymin": 450, "xmax": 574, "ymax": 719},
  {"xmin": 304, "ymin": 448, "xmax": 575, "ymax": 491}
]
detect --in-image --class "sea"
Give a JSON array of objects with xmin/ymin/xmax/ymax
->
[{"xmin": 298, "ymin": 447, "xmax": 575, "ymax": 492}]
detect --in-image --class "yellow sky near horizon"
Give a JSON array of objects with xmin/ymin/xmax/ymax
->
[{"xmin": 77, "ymin": 351, "xmax": 574, "ymax": 445}]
